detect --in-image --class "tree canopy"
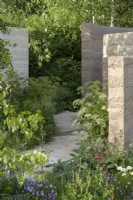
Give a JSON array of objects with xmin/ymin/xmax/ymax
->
[{"xmin": 0, "ymin": 0, "xmax": 133, "ymax": 76}]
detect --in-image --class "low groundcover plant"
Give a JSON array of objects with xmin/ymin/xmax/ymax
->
[{"xmin": 21, "ymin": 178, "xmax": 57, "ymax": 200}]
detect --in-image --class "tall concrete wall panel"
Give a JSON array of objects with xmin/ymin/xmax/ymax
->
[
  {"xmin": 103, "ymin": 32, "xmax": 133, "ymax": 82},
  {"xmin": 0, "ymin": 27, "xmax": 29, "ymax": 78},
  {"xmin": 82, "ymin": 23, "xmax": 133, "ymax": 85},
  {"xmin": 106, "ymin": 32, "xmax": 133, "ymax": 147}
]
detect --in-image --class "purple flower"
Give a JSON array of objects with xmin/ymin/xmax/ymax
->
[
  {"xmin": 37, "ymin": 183, "xmax": 43, "ymax": 187},
  {"xmin": 36, "ymin": 191, "xmax": 39, "ymax": 196},
  {"xmin": 21, "ymin": 178, "xmax": 57, "ymax": 200},
  {"xmin": 41, "ymin": 190, "xmax": 45, "ymax": 196}
]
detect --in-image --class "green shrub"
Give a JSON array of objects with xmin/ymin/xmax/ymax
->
[
  {"xmin": 113, "ymin": 166, "xmax": 133, "ymax": 200},
  {"xmin": 22, "ymin": 76, "xmax": 58, "ymax": 142},
  {"xmin": 47, "ymin": 58, "xmax": 81, "ymax": 112},
  {"xmin": 51, "ymin": 80, "xmax": 133, "ymax": 199},
  {"xmin": 73, "ymin": 81, "xmax": 108, "ymax": 141},
  {"xmin": 0, "ymin": 76, "xmax": 45, "ymax": 149},
  {"xmin": 54, "ymin": 170, "xmax": 113, "ymax": 200},
  {"xmin": 54, "ymin": 85, "xmax": 78, "ymax": 112},
  {"xmin": 8, "ymin": 76, "xmax": 59, "ymax": 145},
  {"xmin": 52, "ymin": 142, "xmax": 133, "ymax": 199},
  {"xmin": 70, "ymin": 138, "xmax": 131, "ymax": 172},
  {"xmin": 0, "ymin": 73, "xmax": 48, "ymax": 187},
  {"xmin": 47, "ymin": 58, "xmax": 81, "ymax": 85}
]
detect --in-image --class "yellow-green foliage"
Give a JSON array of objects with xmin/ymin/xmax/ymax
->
[{"xmin": 0, "ymin": 74, "xmax": 48, "ymax": 185}]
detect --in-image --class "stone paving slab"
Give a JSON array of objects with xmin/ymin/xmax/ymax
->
[
  {"xmin": 28, "ymin": 111, "xmax": 83, "ymax": 173},
  {"xmin": 35, "ymin": 133, "xmax": 81, "ymax": 165},
  {"xmin": 54, "ymin": 111, "xmax": 81, "ymax": 134}
]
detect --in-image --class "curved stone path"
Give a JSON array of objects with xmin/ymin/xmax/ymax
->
[{"xmin": 35, "ymin": 111, "xmax": 81, "ymax": 166}]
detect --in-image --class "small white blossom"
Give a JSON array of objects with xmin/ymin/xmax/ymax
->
[
  {"xmin": 117, "ymin": 166, "xmax": 127, "ymax": 172},
  {"xmin": 101, "ymin": 106, "xmax": 106, "ymax": 110},
  {"xmin": 127, "ymin": 166, "xmax": 133, "ymax": 170},
  {"xmin": 130, "ymin": 172, "xmax": 133, "ymax": 175},
  {"xmin": 117, "ymin": 166, "xmax": 124, "ymax": 171},
  {"xmin": 122, "ymin": 173, "xmax": 126, "ymax": 176},
  {"xmin": 123, "ymin": 168, "xmax": 128, "ymax": 172}
]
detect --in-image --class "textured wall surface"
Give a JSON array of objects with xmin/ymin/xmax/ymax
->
[
  {"xmin": 82, "ymin": 23, "xmax": 133, "ymax": 85},
  {"xmin": 107, "ymin": 32, "xmax": 133, "ymax": 147},
  {"xmin": 103, "ymin": 32, "xmax": 133, "ymax": 82},
  {"xmin": 0, "ymin": 27, "xmax": 29, "ymax": 78}
]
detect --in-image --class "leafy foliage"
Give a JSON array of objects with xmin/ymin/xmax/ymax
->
[
  {"xmin": 1, "ymin": 0, "xmax": 133, "ymax": 77},
  {"xmin": 113, "ymin": 166, "xmax": 133, "ymax": 200},
  {"xmin": 53, "ymin": 170, "xmax": 114, "ymax": 200},
  {"xmin": 0, "ymin": 73, "xmax": 48, "ymax": 185},
  {"xmin": 47, "ymin": 58, "xmax": 81, "ymax": 112},
  {"xmin": 1, "ymin": 0, "xmax": 132, "ymax": 111},
  {"xmin": 0, "ymin": 1, "xmax": 133, "ymax": 198},
  {"xmin": 0, "ymin": 15, "xmax": 48, "ymax": 183},
  {"xmin": 0, "ymin": 75, "xmax": 46, "ymax": 148},
  {"xmin": 21, "ymin": 76, "xmax": 58, "ymax": 142},
  {"xmin": 73, "ymin": 81, "xmax": 108, "ymax": 141}
]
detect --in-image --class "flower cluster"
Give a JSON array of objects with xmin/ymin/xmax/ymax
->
[
  {"xmin": 95, "ymin": 153, "xmax": 104, "ymax": 164},
  {"xmin": 104, "ymin": 171, "xmax": 133, "ymax": 199},
  {"xmin": 117, "ymin": 166, "xmax": 133, "ymax": 176},
  {"xmin": 22, "ymin": 178, "xmax": 57, "ymax": 200}
]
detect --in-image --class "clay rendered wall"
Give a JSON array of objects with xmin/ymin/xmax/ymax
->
[
  {"xmin": 82, "ymin": 23, "xmax": 133, "ymax": 85},
  {"xmin": 0, "ymin": 27, "xmax": 29, "ymax": 78}
]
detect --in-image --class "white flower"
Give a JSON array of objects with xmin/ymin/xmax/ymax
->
[
  {"xmin": 101, "ymin": 106, "xmax": 106, "ymax": 110},
  {"xmin": 130, "ymin": 172, "xmax": 133, "ymax": 175},
  {"xmin": 122, "ymin": 173, "xmax": 126, "ymax": 176},
  {"xmin": 117, "ymin": 166, "xmax": 127, "ymax": 172},
  {"xmin": 117, "ymin": 166, "xmax": 124, "ymax": 171},
  {"xmin": 123, "ymin": 168, "xmax": 128, "ymax": 172},
  {"xmin": 127, "ymin": 166, "xmax": 133, "ymax": 170}
]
